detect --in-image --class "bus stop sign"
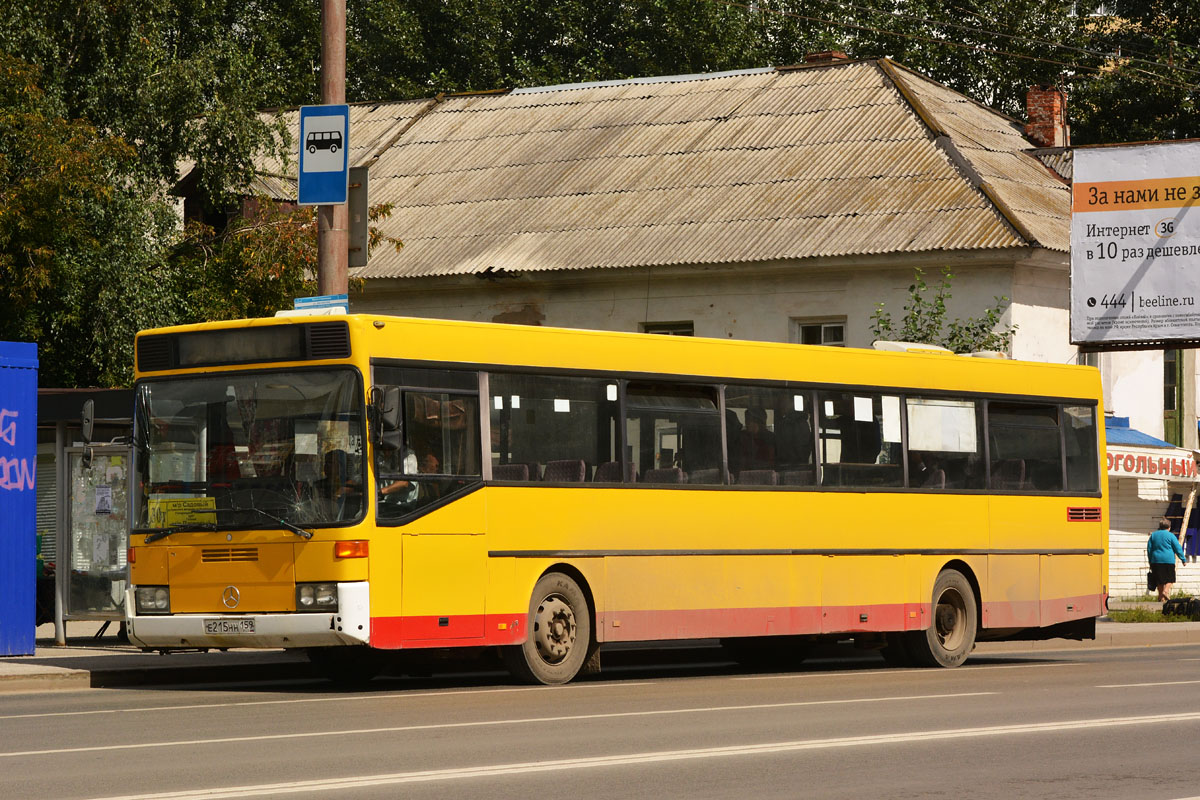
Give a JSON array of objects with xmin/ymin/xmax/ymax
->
[{"xmin": 298, "ymin": 104, "xmax": 350, "ymax": 205}]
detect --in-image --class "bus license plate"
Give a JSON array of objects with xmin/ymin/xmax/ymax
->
[{"xmin": 204, "ymin": 618, "xmax": 256, "ymax": 635}]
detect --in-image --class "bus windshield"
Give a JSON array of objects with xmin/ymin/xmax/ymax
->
[{"xmin": 133, "ymin": 369, "xmax": 365, "ymax": 531}]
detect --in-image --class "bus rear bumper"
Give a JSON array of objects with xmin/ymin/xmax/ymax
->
[{"xmin": 125, "ymin": 581, "xmax": 370, "ymax": 650}]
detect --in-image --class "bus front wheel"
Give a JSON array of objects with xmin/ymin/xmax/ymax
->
[
  {"xmin": 503, "ymin": 572, "xmax": 592, "ymax": 685},
  {"xmin": 908, "ymin": 569, "xmax": 977, "ymax": 668}
]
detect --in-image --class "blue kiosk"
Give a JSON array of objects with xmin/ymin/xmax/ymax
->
[{"xmin": 0, "ymin": 341, "xmax": 37, "ymax": 656}]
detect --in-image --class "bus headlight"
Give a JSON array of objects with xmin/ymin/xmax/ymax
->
[
  {"xmin": 296, "ymin": 583, "xmax": 339, "ymax": 612},
  {"xmin": 134, "ymin": 586, "xmax": 171, "ymax": 614}
]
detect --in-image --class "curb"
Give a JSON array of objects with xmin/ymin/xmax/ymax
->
[{"xmin": 0, "ymin": 665, "xmax": 90, "ymax": 694}]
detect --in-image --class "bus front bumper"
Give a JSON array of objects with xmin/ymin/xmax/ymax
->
[{"xmin": 125, "ymin": 581, "xmax": 370, "ymax": 650}]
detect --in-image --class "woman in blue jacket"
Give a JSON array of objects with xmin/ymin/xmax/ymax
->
[{"xmin": 1148, "ymin": 517, "xmax": 1188, "ymax": 601}]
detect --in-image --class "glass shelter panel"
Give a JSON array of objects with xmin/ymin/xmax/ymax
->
[{"xmin": 66, "ymin": 448, "xmax": 129, "ymax": 618}]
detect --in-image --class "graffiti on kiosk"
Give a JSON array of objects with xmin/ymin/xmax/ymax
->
[{"xmin": 0, "ymin": 408, "xmax": 34, "ymax": 491}]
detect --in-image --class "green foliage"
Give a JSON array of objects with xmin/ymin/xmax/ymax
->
[
  {"xmin": 870, "ymin": 268, "xmax": 1017, "ymax": 354},
  {"xmin": 0, "ymin": 53, "xmax": 183, "ymax": 386},
  {"xmin": 175, "ymin": 197, "xmax": 400, "ymax": 323},
  {"xmin": 0, "ymin": 0, "xmax": 297, "ymax": 211},
  {"xmin": 1068, "ymin": 1, "xmax": 1199, "ymax": 143},
  {"xmin": 1107, "ymin": 608, "xmax": 1196, "ymax": 623}
]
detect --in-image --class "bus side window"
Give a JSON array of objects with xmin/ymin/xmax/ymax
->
[
  {"xmin": 489, "ymin": 373, "xmax": 621, "ymax": 483},
  {"xmin": 988, "ymin": 402, "xmax": 1063, "ymax": 492},
  {"xmin": 1064, "ymin": 405, "xmax": 1099, "ymax": 493},
  {"xmin": 905, "ymin": 397, "xmax": 984, "ymax": 490},
  {"xmin": 817, "ymin": 391, "xmax": 902, "ymax": 488},
  {"xmin": 625, "ymin": 382, "xmax": 722, "ymax": 484}
]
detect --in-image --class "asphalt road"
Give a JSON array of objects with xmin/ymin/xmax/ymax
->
[{"xmin": 3, "ymin": 644, "xmax": 1200, "ymax": 800}]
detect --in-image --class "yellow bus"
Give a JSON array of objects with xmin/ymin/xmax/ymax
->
[{"xmin": 125, "ymin": 314, "xmax": 1106, "ymax": 684}]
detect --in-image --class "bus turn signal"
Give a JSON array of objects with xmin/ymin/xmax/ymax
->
[{"xmin": 334, "ymin": 540, "xmax": 369, "ymax": 559}]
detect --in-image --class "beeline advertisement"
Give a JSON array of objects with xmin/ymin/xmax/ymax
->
[{"xmin": 1070, "ymin": 141, "xmax": 1200, "ymax": 345}]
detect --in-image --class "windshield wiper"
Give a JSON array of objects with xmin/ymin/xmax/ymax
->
[
  {"xmin": 235, "ymin": 505, "xmax": 314, "ymax": 539},
  {"xmin": 140, "ymin": 523, "xmax": 218, "ymax": 544}
]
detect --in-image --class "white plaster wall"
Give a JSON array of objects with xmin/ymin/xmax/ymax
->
[
  {"xmin": 1010, "ymin": 263, "xmax": 1076, "ymax": 364},
  {"xmin": 353, "ymin": 259, "xmax": 1039, "ymax": 354},
  {"xmin": 1108, "ymin": 350, "xmax": 1164, "ymax": 440}
]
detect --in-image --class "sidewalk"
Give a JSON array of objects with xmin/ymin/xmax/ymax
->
[
  {"xmin": 0, "ymin": 622, "xmax": 311, "ymax": 694},
  {"xmin": 3, "ymin": 618, "xmax": 1199, "ymax": 695}
]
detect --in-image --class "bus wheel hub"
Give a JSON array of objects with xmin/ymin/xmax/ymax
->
[{"xmin": 534, "ymin": 596, "xmax": 576, "ymax": 663}]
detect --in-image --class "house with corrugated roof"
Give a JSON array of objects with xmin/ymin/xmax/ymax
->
[
  {"xmin": 247, "ymin": 55, "xmax": 1074, "ymax": 355},
  {"xmin": 200, "ymin": 53, "xmax": 1188, "ymax": 450}
]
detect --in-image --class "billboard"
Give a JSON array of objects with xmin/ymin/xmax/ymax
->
[{"xmin": 1070, "ymin": 141, "xmax": 1200, "ymax": 346}]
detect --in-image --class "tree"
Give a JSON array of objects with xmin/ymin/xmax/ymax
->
[
  {"xmin": 0, "ymin": 0, "xmax": 301, "ymax": 212},
  {"xmin": 0, "ymin": 54, "xmax": 184, "ymax": 386},
  {"xmin": 175, "ymin": 198, "xmax": 401, "ymax": 323},
  {"xmin": 870, "ymin": 268, "xmax": 1017, "ymax": 354},
  {"xmin": 1068, "ymin": 1, "xmax": 1199, "ymax": 144}
]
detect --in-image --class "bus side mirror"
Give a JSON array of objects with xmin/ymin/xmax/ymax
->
[{"xmin": 369, "ymin": 386, "xmax": 402, "ymax": 447}]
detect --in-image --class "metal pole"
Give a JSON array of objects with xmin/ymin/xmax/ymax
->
[
  {"xmin": 53, "ymin": 422, "xmax": 66, "ymax": 646},
  {"xmin": 318, "ymin": 0, "xmax": 348, "ymax": 296}
]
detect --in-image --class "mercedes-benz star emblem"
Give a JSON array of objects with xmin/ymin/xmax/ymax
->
[{"xmin": 222, "ymin": 585, "xmax": 241, "ymax": 609}]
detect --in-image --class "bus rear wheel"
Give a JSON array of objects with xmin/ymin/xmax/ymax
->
[
  {"xmin": 908, "ymin": 569, "xmax": 977, "ymax": 668},
  {"xmin": 503, "ymin": 572, "xmax": 592, "ymax": 685}
]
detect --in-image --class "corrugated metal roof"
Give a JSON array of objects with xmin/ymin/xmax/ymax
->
[{"xmin": 237, "ymin": 59, "xmax": 1070, "ymax": 279}]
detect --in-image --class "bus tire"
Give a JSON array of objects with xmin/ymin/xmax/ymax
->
[
  {"xmin": 503, "ymin": 572, "xmax": 592, "ymax": 685},
  {"xmin": 908, "ymin": 569, "xmax": 977, "ymax": 668}
]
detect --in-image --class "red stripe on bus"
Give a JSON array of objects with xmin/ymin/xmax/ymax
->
[
  {"xmin": 370, "ymin": 614, "xmax": 525, "ymax": 649},
  {"xmin": 371, "ymin": 593, "xmax": 1104, "ymax": 649}
]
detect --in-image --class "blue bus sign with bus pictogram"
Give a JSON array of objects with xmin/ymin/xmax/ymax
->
[{"xmin": 298, "ymin": 104, "xmax": 350, "ymax": 205}]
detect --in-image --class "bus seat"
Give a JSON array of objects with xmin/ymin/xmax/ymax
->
[
  {"xmin": 493, "ymin": 463, "xmax": 529, "ymax": 481},
  {"xmin": 688, "ymin": 468, "xmax": 722, "ymax": 485},
  {"xmin": 544, "ymin": 459, "xmax": 586, "ymax": 482},
  {"xmin": 780, "ymin": 468, "xmax": 815, "ymax": 486},
  {"xmin": 737, "ymin": 469, "xmax": 778, "ymax": 485},
  {"xmin": 644, "ymin": 467, "xmax": 686, "ymax": 484},
  {"xmin": 593, "ymin": 461, "xmax": 623, "ymax": 482},
  {"xmin": 924, "ymin": 468, "xmax": 946, "ymax": 489}
]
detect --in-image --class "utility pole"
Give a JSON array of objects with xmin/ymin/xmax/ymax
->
[{"xmin": 317, "ymin": 0, "xmax": 348, "ymax": 295}]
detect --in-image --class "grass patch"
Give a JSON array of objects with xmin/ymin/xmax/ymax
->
[{"xmin": 1107, "ymin": 608, "xmax": 1196, "ymax": 623}]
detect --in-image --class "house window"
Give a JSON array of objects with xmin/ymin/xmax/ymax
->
[
  {"xmin": 792, "ymin": 319, "xmax": 845, "ymax": 347},
  {"xmin": 1076, "ymin": 350, "xmax": 1099, "ymax": 368},
  {"xmin": 641, "ymin": 321, "xmax": 694, "ymax": 336}
]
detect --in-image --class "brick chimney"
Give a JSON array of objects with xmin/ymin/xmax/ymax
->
[
  {"xmin": 1025, "ymin": 84, "xmax": 1070, "ymax": 147},
  {"xmin": 804, "ymin": 51, "xmax": 850, "ymax": 65}
]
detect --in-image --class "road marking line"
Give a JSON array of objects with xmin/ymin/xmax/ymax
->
[
  {"xmin": 0, "ymin": 692, "xmax": 991, "ymax": 758},
  {"xmin": 0, "ymin": 681, "xmax": 654, "ymax": 722},
  {"xmin": 1097, "ymin": 679, "xmax": 1200, "ymax": 688},
  {"xmin": 85, "ymin": 710, "xmax": 1200, "ymax": 799},
  {"xmin": 733, "ymin": 661, "xmax": 1077, "ymax": 680}
]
